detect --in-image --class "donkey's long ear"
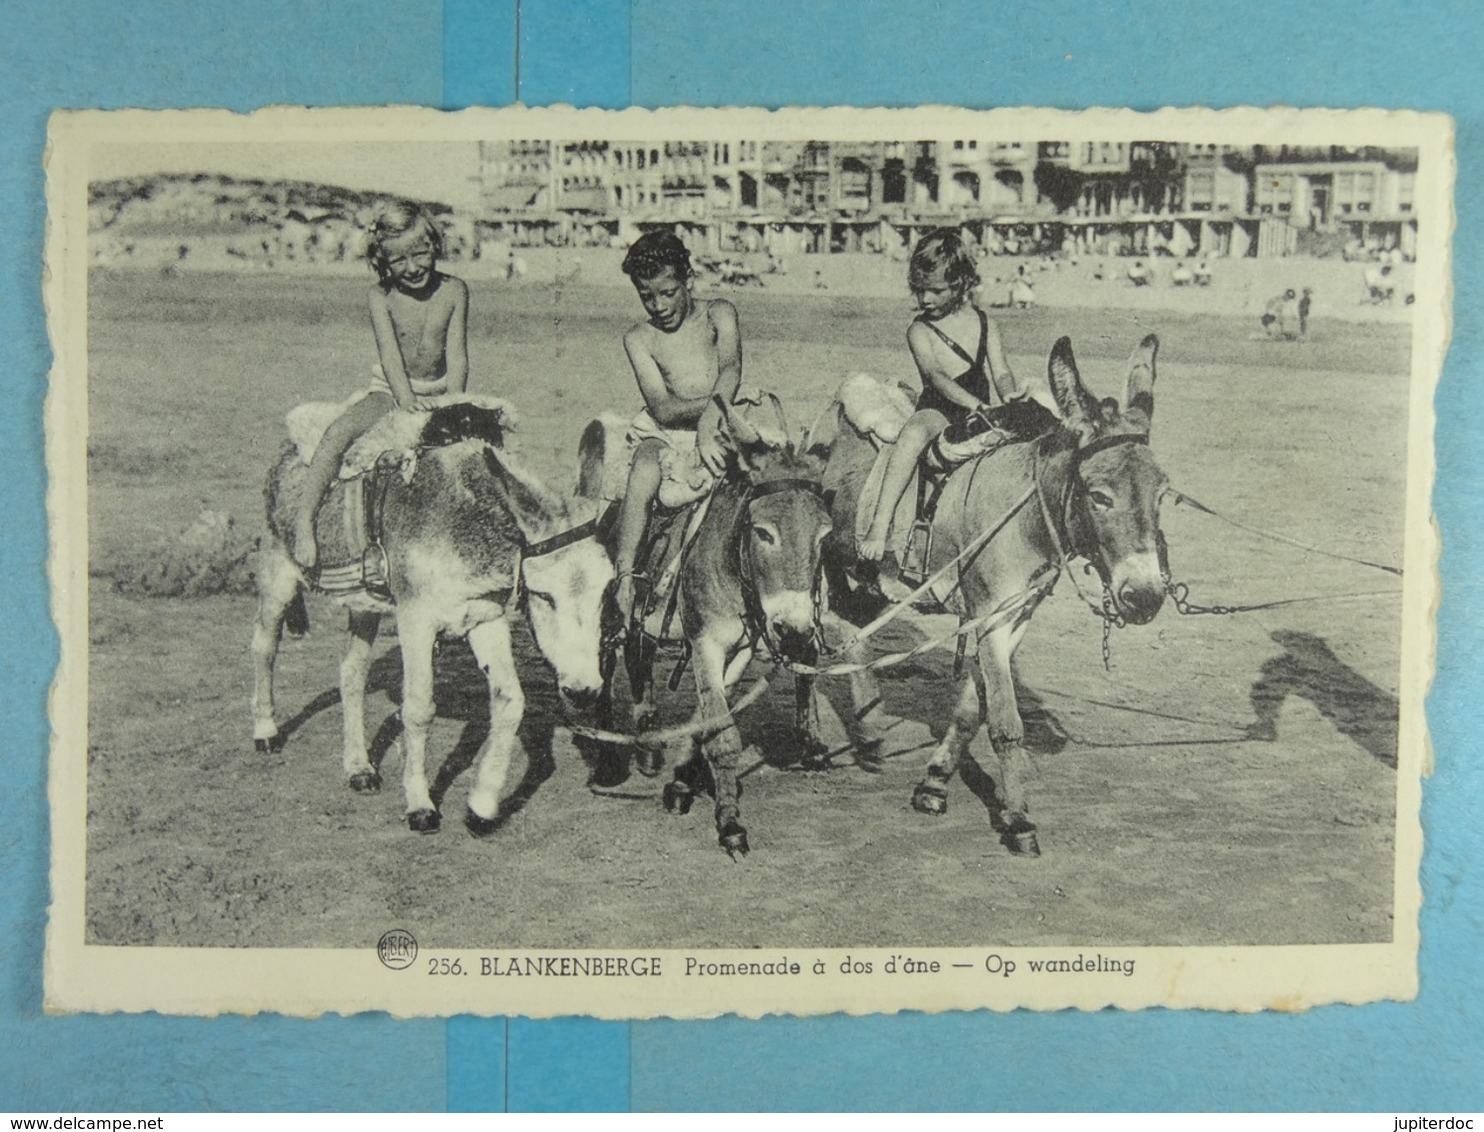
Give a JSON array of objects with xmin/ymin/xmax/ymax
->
[
  {"xmin": 1123, "ymin": 333, "xmax": 1158, "ymax": 434},
  {"xmin": 1047, "ymin": 337, "xmax": 1101, "ymax": 442},
  {"xmin": 482, "ymin": 447, "xmax": 566, "ymax": 541},
  {"xmin": 717, "ymin": 394, "xmax": 771, "ymax": 470}
]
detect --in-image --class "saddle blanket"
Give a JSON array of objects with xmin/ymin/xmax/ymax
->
[
  {"xmin": 286, "ymin": 392, "xmax": 518, "ymax": 479},
  {"xmin": 284, "ymin": 393, "xmax": 518, "ymax": 598},
  {"xmin": 583, "ymin": 385, "xmax": 787, "ymax": 511},
  {"xmin": 837, "ymin": 374, "xmax": 1055, "ymax": 551}
]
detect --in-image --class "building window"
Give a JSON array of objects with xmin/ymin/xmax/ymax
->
[
  {"xmin": 1256, "ymin": 172, "xmax": 1295, "ymax": 214},
  {"xmin": 1398, "ymin": 171, "xmax": 1416, "ymax": 212},
  {"xmin": 1186, "ymin": 171, "xmax": 1215, "ymax": 211}
]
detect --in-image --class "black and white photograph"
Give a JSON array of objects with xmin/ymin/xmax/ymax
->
[{"xmin": 45, "ymin": 106, "xmax": 1444, "ymax": 1019}]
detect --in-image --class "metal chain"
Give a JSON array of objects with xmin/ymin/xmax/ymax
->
[
  {"xmin": 1098, "ymin": 581, "xmax": 1126, "ymax": 670},
  {"xmin": 1165, "ymin": 579, "xmax": 1244, "ymax": 617}
]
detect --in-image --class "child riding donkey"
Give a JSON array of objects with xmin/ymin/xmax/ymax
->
[
  {"xmin": 856, "ymin": 228, "xmax": 1042, "ymax": 587},
  {"xmin": 292, "ymin": 202, "xmax": 469, "ymax": 573},
  {"xmin": 256, "ymin": 202, "xmax": 615, "ymax": 834},
  {"xmin": 611, "ymin": 231, "xmax": 745, "ymax": 628},
  {"xmin": 584, "ymin": 231, "xmax": 833, "ymax": 853}
]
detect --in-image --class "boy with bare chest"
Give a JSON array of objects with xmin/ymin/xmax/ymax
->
[{"xmin": 613, "ymin": 232, "xmax": 741, "ymax": 621}]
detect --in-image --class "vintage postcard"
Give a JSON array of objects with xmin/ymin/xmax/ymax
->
[{"xmin": 45, "ymin": 105, "xmax": 1448, "ymax": 1019}]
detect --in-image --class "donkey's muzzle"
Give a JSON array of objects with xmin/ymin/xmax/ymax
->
[
  {"xmin": 769, "ymin": 623, "xmax": 816, "ymax": 665},
  {"xmin": 1116, "ymin": 582, "xmax": 1165, "ymax": 626}
]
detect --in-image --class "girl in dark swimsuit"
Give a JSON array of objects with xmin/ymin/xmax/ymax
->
[{"xmin": 859, "ymin": 229, "xmax": 1020, "ymax": 563}]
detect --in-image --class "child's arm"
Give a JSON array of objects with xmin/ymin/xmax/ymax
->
[
  {"xmin": 981, "ymin": 315, "xmax": 1023, "ymax": 400},
  {"xmin": 707, "ymin": 299, "xmax": 742, "ymax": 402},
  {"xmin": 443, "ymin": 276, "xmax": 470, "ymax": 396},
  {"xmin": 368, "ymin": 286, "xmax": 422, "ymax": 410},
  {"xmin": 695, "ymin": 300, "xmax": 741, "ymax": 473},
  {"xmin": 624, "ymin": 329, "xmax": 709, "ymax": 426},
  {"xmin": 908, "ymin": 321, "xmax": 988, "ymax": 414},
  {"xmin": 622, "ymin": 326, "xmax": 731, "ymax": 429}
]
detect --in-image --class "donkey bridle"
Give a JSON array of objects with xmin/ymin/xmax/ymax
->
[
  {"xmin": 735, "ymin": 477, "xmax": 829, "ymax": 659},
  {"xmin": 1041, "ymin": 431, "xmax": 1152, "ymax": 590}
]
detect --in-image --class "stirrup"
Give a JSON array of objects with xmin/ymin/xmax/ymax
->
[
  {"xmin": 899, "ymin": 520, "xmax": 933, "ymax": 586},
  {"xmin": 361, "ymin": 542, "xmax": 391, "ymax": 600}
]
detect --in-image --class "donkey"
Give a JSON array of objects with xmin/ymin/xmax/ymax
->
[
  {"xmin": 813, "ymin": 335, "xmax": 1169, "ymax": 854},
  {"xmin": 251, "ymin": 404, "xmax": 613, "ymax": 835},
  {"xmin": 589, "ymin": 400, "xmax": 839, "ymax": 856}
]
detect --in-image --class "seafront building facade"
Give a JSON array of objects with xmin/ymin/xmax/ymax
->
[{"xmin": 474, "ymin": 139, "xmax": 1418, "ymax": 260}]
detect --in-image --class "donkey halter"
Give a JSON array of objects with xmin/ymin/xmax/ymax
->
[
  {"xmin": 504, "ymin": 515, "xmax": 600, "ymax": 613},
  {"xmin": 735, "ymin": 476, "xmax": 829, "ymax": 659},
  {"xmin": 1059, "ymin": 431, "xmax": 1152, "ymax": 582}
]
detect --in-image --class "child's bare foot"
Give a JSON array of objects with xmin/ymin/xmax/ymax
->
[{"xmin": 857, "ymin": 534, "xmax": 886, "ymax": 563}]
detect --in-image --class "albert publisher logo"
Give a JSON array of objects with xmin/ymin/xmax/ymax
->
[{"xmin": 377, "ymin": 928, "xmax": 418, "ymax": 970}]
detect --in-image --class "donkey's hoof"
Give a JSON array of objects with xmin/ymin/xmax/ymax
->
[
  {"xmin": 662, "ymin": 781, "xmax": 694, "ymax": 815},
  {"xmin": 464, "ymin": 808, "xmax": 500, "ymax": 839},
  {"xmin": 1002, "ymin": 829, "xmax": 1041, "ymax": 856},
  {"xmin": 853, "ymin": 739, "xmax": 885, "ymax": 773},
  {"xmin": 407, "ymin": 808, "xmax": 441, "ymax": 833},
  {"xmin": 718, "ymin": 820, "xmax": 749, "ymax": 858},
  {"xmin": 1000, "ymin": 815, "xmax": 1040, "ymax": 856},
  {"xmin": 635, "ymin": 744, "xmax": 664, "ymax": 778},
  {"xmin": 912, "ymin": 781, "xmax": 948, "ymax": 816},
  {"xmin": 800, "ymin": 739, "xmax": 832, "ymax": 771},
  {"xmin": 348, "ymin": 770, "xmax": 382, "ymax": 794},
  {"xmin": 254, "ymin": 735, "xmax": 284, "ymax": 754}
]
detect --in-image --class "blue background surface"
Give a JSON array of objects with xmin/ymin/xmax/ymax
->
[{"xmin": 3, "ymin": 0, "xmax": 1480, "ymax": 1111}]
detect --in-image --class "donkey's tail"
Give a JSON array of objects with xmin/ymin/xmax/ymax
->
[{"xmin": 284, "ymin": 587, "xmax": 310, "ymax": 638}]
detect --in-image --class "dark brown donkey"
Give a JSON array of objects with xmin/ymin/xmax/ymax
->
[{"xmin": 586, "ymin": 400, "xmax": 840, "ymax": 856}]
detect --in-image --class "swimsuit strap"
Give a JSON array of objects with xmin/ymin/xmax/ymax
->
[
  {"xmin": 975, "ymin": 309, "xmax": 1010, "ymax": 405},
  {"xmin": 917, "ymin": 314, "xmax": 977, "ymax": 369}
]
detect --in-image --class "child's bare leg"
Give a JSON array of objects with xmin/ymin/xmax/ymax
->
[
  {"xmin": 613, "ymin": 440, "xmax": 665, "ymax": 621},
  {"xmin": 294, "ymin": 393, "xmax": 394, "ymax": 569},
  {"xmin": 859, "ymin": 410, "xmax": 946, "ymax": 562}
]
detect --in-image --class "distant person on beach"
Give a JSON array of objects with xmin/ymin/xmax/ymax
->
[
  {"xmin": 1127, "ymin": 260, "xmax": 1152, "ymax": 286},
  {"xmin": 610, "ymin": 231, "xmax": 741, "ymax": 624},
  {"xmin": 859, "ymin": 229, "xmax": 1022, "ymax": 563},
  {"xmin": 1010, "ymin": 264, "xmax": 1035, "ymax": 308},
  {"xmin": 1170, "ymin": 262, "xmax": 1194, "ymax": 287},
  {"xmin": 1261, "ymin": 289, "xmax": 1303, "ymax": 340},
  {"xmin": 1193, "ymin": 259, "xmax": 1212, "ymax": 286},
  {"xmin": 1299, "ymin": 288, "xmax": 1313, "ymax": 336},
  {"xmin": 1365, "ymin": 263, "xmax": 1395, "ymax": 304},
  {"xmin": 293, "ymin": 203, "xmax": 469, "ymax": 570}
]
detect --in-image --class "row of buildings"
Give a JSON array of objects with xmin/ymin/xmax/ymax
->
[{"xmin": 475, "ymin": 139, "xmax": 1420, "ymax": 260}]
